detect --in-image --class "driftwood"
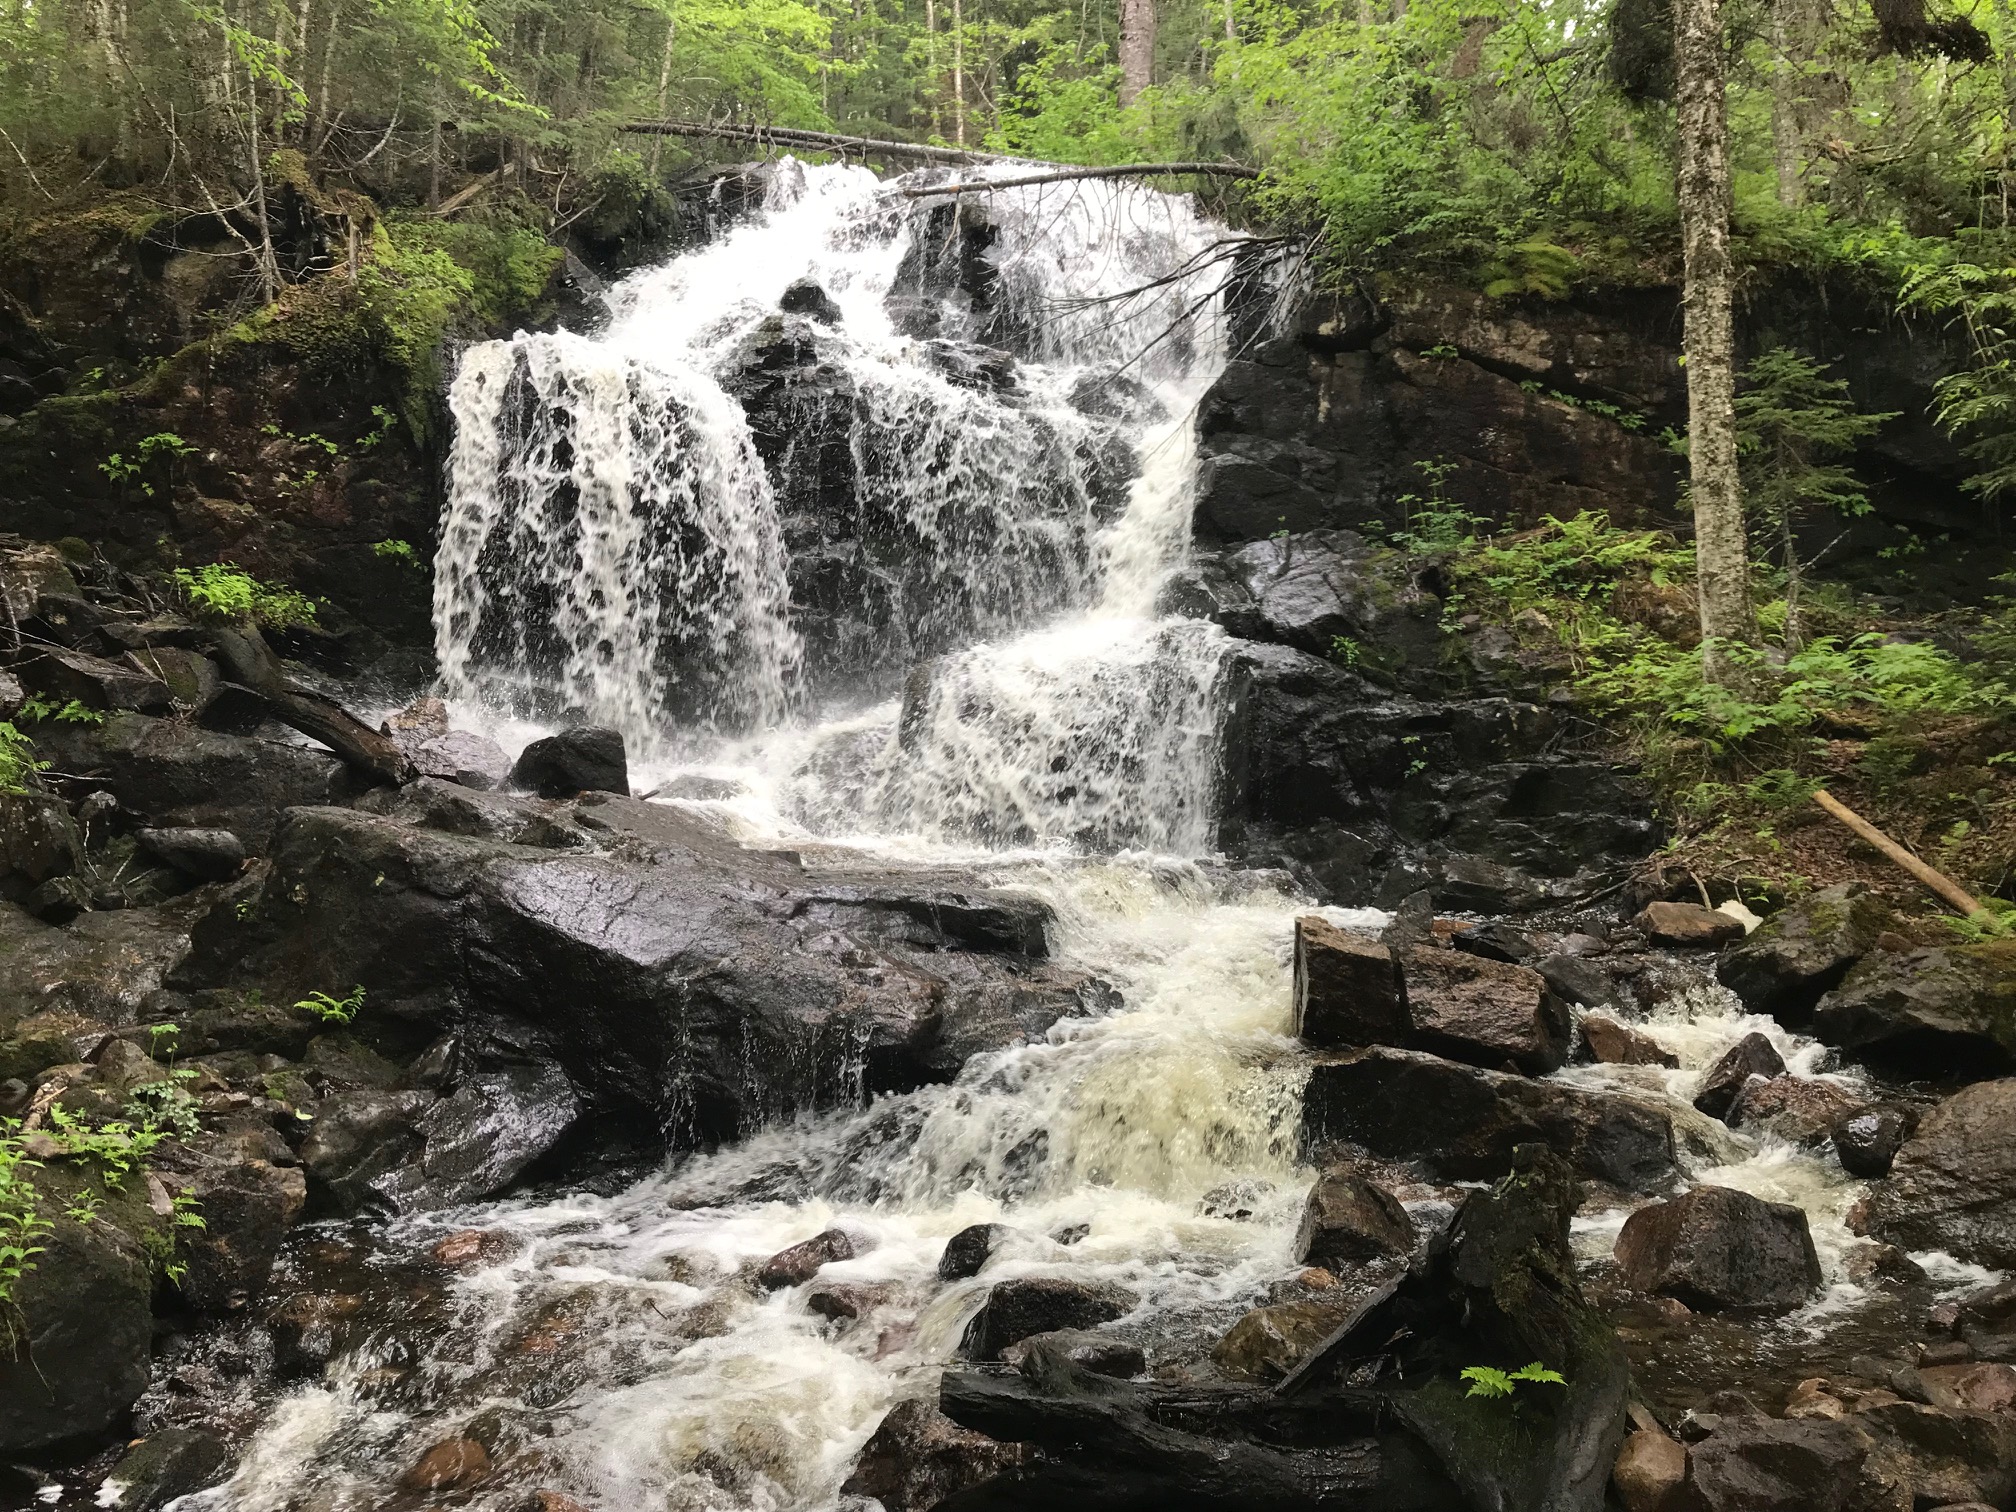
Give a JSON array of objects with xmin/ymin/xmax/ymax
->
[
  {"xmin": 901, "ymin": 162, "xmax": 1261, "ymax": 197},
  {"xmin": 1811, "ymin": 787, "xmax": 1983, "ymax": 916},
  {"xmin": 206, "ymin": 625, "xmax": 412, "ymax": 787},
  {"xmin": 618, "ymin": 120, "xmax": 1012, "ymax": 164}
]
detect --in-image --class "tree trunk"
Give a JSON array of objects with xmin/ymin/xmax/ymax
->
[
  {"xmin": 1120, "ymin": 0, "xmax": 1156, "ymax": 105},
  {"xmin": 649, "ymin": 14, "xmax": 676, "ymax": 175},
  {"xmin": 1769, "ymin": 0, "xmax": 1802, "ymax": 206},
  {"xmin": 952, "ymin": 0, "xmax": 965, "ymax": 146},
  {"xmin": 1673, "ymin": 0, "xmax": 1754, "ymax": 678}
]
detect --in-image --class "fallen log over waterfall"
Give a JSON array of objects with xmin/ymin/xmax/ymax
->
[{"xmin": 616, "ymin": 121, "xmax": 1263, "ymax": 188}]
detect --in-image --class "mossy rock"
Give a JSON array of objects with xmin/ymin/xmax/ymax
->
[
  {"xmin": 1717, "ymin": 882, "xmax": 1897, "ymax": 1024},
  {"xmin": 1813, "ymin": 938, "xmax": 2016, "ymax": 1074}
]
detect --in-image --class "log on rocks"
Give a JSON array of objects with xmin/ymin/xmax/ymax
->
[
  {"xmin": 205, "ymin": 625, "xmax": 410, "ymax": 786},
  {"xmin": 619, "ymin": 119, "xmax": 1012, "ymax": 163},
  {"xmin": 902, "ymin": 162, "xmax": 1262, "ymax": 197}
]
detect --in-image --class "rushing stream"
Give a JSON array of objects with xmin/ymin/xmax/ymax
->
[{"xmin": 174, "ymin": 161, "xmax": 1976, "ymax": 1512}]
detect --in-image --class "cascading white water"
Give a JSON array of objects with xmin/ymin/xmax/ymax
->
[{"xmin": 168, "ymin": 162, "xmax": 1967, "ymax": 1512}]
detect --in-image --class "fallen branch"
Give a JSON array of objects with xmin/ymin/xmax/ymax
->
[
  {"xmin": 433, "ymin": 167, "xmax": 503, "ymax": 219},
  {"xmin": 206, "ymin": 625, "xmax": 412, "ymax": 787},
  {"xmin": 901, "ymin": 162, "xmax": 1262, "ymax": 197},
  {"xmin": 1811, "ymin": 787, "xmax": 1982, "ymax": 916},
  {"xmin": 619, "ymin": 120, "xmax": 1011, "ymax": 164}
]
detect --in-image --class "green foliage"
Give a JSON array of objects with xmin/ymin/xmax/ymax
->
[
  {"xmin": 171, "ymin": 563, "xmax": 319, "ymax": 629},
  {"xmin": 1736, "ymin": 348, "xmax": 1895, "ymax": 535},
  {"xmin": 1941, "ymin": 899, "xmax": 2016, "ymax": 942},
  {"xmin": 1906, "ymin": 263, "xmax": 2016, "ymax": 503},
  {"xmin": 1390, "ymin": 459, "xmax": 1487, "ymax": 553},
  {"xmin": 0, "ymin": 723, "xmax": 46, "ymax": 794},
  {"xmin": 296, "ymin": 985, "xmax": 366, "ymax": 1024},
  {"xmin": 373, "ymin": 538, "xmax": 421, "ymax": 566},
  {"xmin": 0, "ymin": 1123, "xmax": 54, "ymax": 1325},
  {"xmin": 1461, "ymin": 1361, "xmax": 1567, "ymax": 1400},
  {"xmin": 18, "ymin": 696, "xmax": 106, "ymax": 726}
]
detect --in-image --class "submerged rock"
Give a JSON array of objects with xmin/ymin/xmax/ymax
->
[
  {"xmin": 1726, "ymin": 1075, "xmax": 1865, "ymax": 1146},
  {"xmin": 97, "ymin": 1427, "xmax": 230, "ymax": 1512},
  {"xmin": 759, "ymin": 1227, "xmax": 856, "ymax": 1289},
  {"xmin": 1000, "ymin": 1329, "xmax": 1144, "ymax": 1378},
  {"xmin": 1580, "ymin": 1013, "xmax": 1678, "ymax": 1068},
  {"xmin": 1613, "ymin": 1185, "xmax": 1822, "ymax": 1313},
  {"xmin": 938, "ymin": 1222, "xmax": 1012, "ymax": 1281}
]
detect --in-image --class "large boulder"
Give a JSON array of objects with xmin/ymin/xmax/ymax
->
[
  {"xmin": 960, "ymin": 1277, "xmax": 1137, "ymax": 1361},
  {"xmin": 1580, "ymin": 1013, "xmax": 1677, "ymax": 1068},
  {"xmin": 1834, "ymin": 1103, "xmax": 1918, "ymax": 1178},
  {"xmin": 1291, "ymin": 914, "xmax": 1406, "ymax": 1048},
  {"xmin": 840, "ymin": 1398, "xmax": 1030, "ymax": 1512},
  {"xmin": 1716, "ymin": 884, "xmax": 1896, "ymax": 1023},
  {"xmin": 1862, "ymin": 1078, "xmax": 2016, "ymax": 1267},
  {"xmin": 20, "ymin": 645, "xmax": 172, "ymax": 713},
  {"xmin": 1401, "ymin": 944, "xmax": 1571, "ymax": 1074},
  {"xmin": 1613, "ymin": 1185, "xmax": 1822, "ymax": 1312},
  {"xmin": 1812, "ymin": 942, "xmax": 2016, "ymax": 1073},
  {"xmin": 1204, "ymin": 529, "xmax": 1443, "ymax": 671},
  {"xmin": 182, "ymin": 797, "xmax": 1084, "ymax": 1145},
  {"xmin": 1678, "ymin": 1417, "xmax": 1869, "ymax": 1512},
  {"xmin": 509, "ymin": 726, "xmax": 629, "ymax": 797},
  {"xmin": 1301, "ymin": 1046, "xmax": 1677, "ymax": 1190},
  {"xmin": 0, "ymin": 1169, "xmax": 162, "ymax": 1454},
  {"xmin": 1726, "ymin": 1076, "xmax": 1865, "ymax": 1146}
]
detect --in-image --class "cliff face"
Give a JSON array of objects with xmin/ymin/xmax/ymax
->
[{"xmin": 1196, "ymin": 273, "xmax": 1990, "ymax": 588}]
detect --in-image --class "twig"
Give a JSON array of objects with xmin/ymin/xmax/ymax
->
[
  {"xmin": 619, "ymin": 119, "xmax": 1012, "ymax": 164},
  {"xmin": 1811, "ymin": 787, "xmax": 1983, "ymax": 916}
]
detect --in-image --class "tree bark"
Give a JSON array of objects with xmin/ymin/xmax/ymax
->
[
  {"xmin": 1673, "ymin": 0, "xmax": 1754, "ymax": 678},
  {"xmin": 1769, "ymin": 0, "xmax": 1802, "ymax": 206},
  {"xmin": 952, "ymin": 0, "xmax": 966, "ymax": 146},
  {"xmin": 649, "ymin": 11, "xmax": 675, "ymax": 176},
  {"xmin": 1120, "ymin": 0, "xmax": 1157, "ymax": 105}
]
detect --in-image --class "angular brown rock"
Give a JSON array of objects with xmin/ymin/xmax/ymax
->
[
  {"xmin": 1401, "ymin": 944, "xmax": 1571, "ymax": 1074},
  {"xmin": 1614, "ymin": 1185, "xmax": 1821, "ymax": 1313},
  {"xmin": 1292, "ymin": 915, "xmax": 1406, "ymax": 1049}
]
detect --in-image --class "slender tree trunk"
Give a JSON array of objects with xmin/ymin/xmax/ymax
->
[
  {"xmin": 650, "ymin": 12, "xmax": 675, "ymax": 175},
  {"xmin": 1769, "ymin": 0, "xmax": 1802, "ymax": 206},
  {"xmin": 309, "ymin": 0, "xmax": 341, "ymax": 156},
  {"xmin": 1997, "ymin": 0, "xmax": 2016, "ymax": 224},
  {"xmin": 1119, "ymin": 0, "xmax": 1156, "ymax": 105},
  {"xmin": 952, "ymin": 0, "xmax": 965, "ymax": 146},
  {"xmin": 1223, "ymin": 0, "xmax": 1236, "ymax": 40},
  {"xmin": 1674, "ymin": 0, "xmax": 1754, "ymax": 677},
  {"xmin": 926, "ymin": 0, "xmax": 941, "ymax": 138},
  {"xmin": 427, "ymin": 82, "xmax": 443, "ymax": 210}
]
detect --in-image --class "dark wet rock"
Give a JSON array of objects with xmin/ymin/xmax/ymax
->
[
  {"xmin": 136, "ymin": 825, "xmax": 245, "ymax": 882},
  {"xmin": 1727, "ymin": 1075, "xmax": 1865, "ymax": 1146},
  {"xmin": 97, "ymin": 1427, "xmax": 230, "ymax": 1512},
  {"xmin": 1001, "ymin": 1329, "xmax": 1144, "ymax": 1378},
  {"xmin": 1634, "ymin": 901, "xmax": 1745, "ymax": 949},
  {"xmin": 1302, "ymin": 1045, "xmax": 1678, "ymax": 1190},
  {"xmin": 0, "ymin": 1175, "xmax": 160, "ymax": 1454},
  {"xmin": 1915, "ymin": 1363, "xmax": 2016, "ymax": 1413},
  {"xmin": 1580, "ymin": 1013, "xmax": 1678, "ymax": 1068},
  {"xmin": 373, "ymin": 1062, "xmax": 580, "ymax": 1213},
  {"xmin": 1291, "ymin": 914, "xmax": 1405, "ymax": 1048},
  {"xmin": 28, "ymin": 712, "xmax": 358, "ymax": 851},
  {"xmin": 1692, "ymin": 1032, "xmax": 1786, "ymax": 1121},
  {"xmin": 1835, "ymin": 1103, "xmax": 1919, "ymax": 1178},
  {"xmin": 410, "ymin": 729, "xmax": 512, "ymax": 790},
  {"xmin": 1863, "ymin": 1079, "xmax": 2016, "ymax": 1267},
  {"xmin": 1198, "ymin": 1178, "xmax": 1276, "ymax": 1221},
  {"xmin": 21, "ymin": 644, "xmax": 172, "ymax": 713},
  {"xmin": 185, "ymin": 801, "xmax": 1074, "ymax": 1144},
  {"xmin": 1277, "ymin": 1146, "xmax": 1630, "ymax": 1512},
  {"xmin": 298, "ymin": 1088, "xmax": 433, "ymax": 1211},
  {"xmin": 780, "ymin": 277, "xmax": 843, "ymax": 325},
  {"xmin": 1612, "ymin": 1428, "xmax": 1686, "ymax": 1512},
  {"xmin": 509, "ymin": 725, "xmax": 629, "ymax": 797},
  {"xmin": 170, "ymin": 1155, "xmax": 307, "ymax": 1314},
  {"xmin": 1716, "ymin": 884, "xmax": 1895, "ymax": 1024},
  {"xmin": 908, "ymin": 963, "xmax": 1103, "ymax": 1079},
  {"xmin": 760, "ymin": 1227, "xmax": 857, "ymax": 1289},
  {"xmin": 1858, "ymin": 1401, "xmax": 2016, "ymax": 1509},
  {"xmin": 1205, "ymin": 529, "xmax": 1443, "ymax": 667},
  {"xmin": 1679, "ymin": 1417, "xmax": 1869, "ymax": 1512},
  {"xmin": 1294, "ymin": 1169, "xmax": 1416, "ymax": 1267},
  {"xmin": 1452, "ymin": 919, "xmax": 1547, "ymax": 964},
  {"xmin": 1613, "ymin": 1185, "xmax": 1822, "ymax": 1313},
  {"xmin": 840, "ymin": 1397, "xmax": 1030, "ymax": 1512},
  {"xmin": 960, "ymin": 1276, "xmax": 1137, "ymax": 1361},
  {"xmin": 0, "ymin": 791, "xmax": 81, "ymax": 898},
  {"xmin": 0, "ymin": 883, "xmax": 245, "ymax": 1028},
  {"xmin": 1539, "ymin": 953, "xmax": 1630, "ymax": 1013},
  {"xmin": 1210, "ymin": 1298, "xmax": 1357, "ymax": 1382},
  {"xmin": 939, "ymin": 1222, "xmax": 1012, "ymax": 1281},
  {"xmin": 1812, "ymin": 942, "xmax": 2016, "ymax": 1074},
  {"xmin": 382, "ymin": 695, "xmax": 450, "ymax": 744},
  {"xmin": 1402, "ymin": 944, "xmax": 1571, "ymax": 1074}
]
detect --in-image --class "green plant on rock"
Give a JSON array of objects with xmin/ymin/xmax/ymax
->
[
  {"xmin": 0, "ymin": 1123, "xmax": 55, "ymax": 1330},
  {"xmin": 1391, "ymin": 459, "xmax": 1488, "ymax": 553},
  {"xmin": 171, "ymin": 563, "xmax": 319, "ymax": 629},
  {"xmin": 17, "ymin": 696, "xmax": 105, "ymax": 726},
  {"xmin": 373, "ymin": 538, "xmax": 420, "ymax": 566},
  {"xmin": 1460, "ymin": 1361, "xmax": 1567, "ymax": 1400},
  {"xmin": 0, "ymin": 723, "xmax": 46, "ymax": 794},
  {"xmin": 296, "ymin": 985, "xmax": 366, "ymax": 1024}
]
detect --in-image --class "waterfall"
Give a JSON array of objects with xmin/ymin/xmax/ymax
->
[{"xmin": 435, "ymin": 159, "xmax": 1238, "ymax": 820}]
